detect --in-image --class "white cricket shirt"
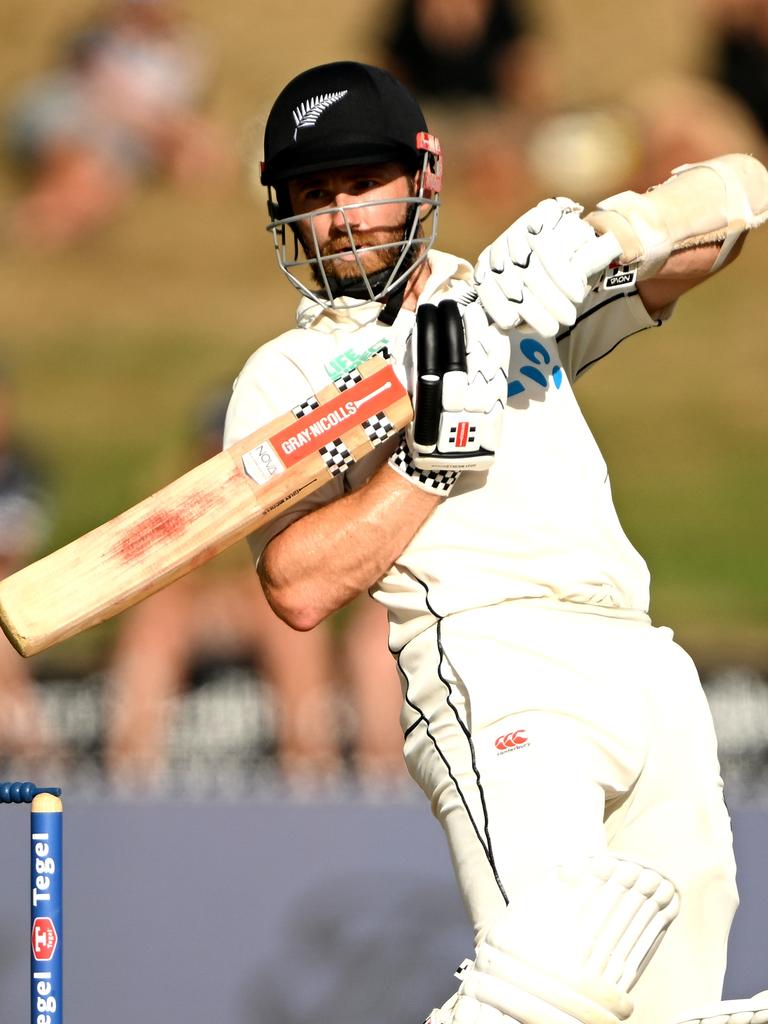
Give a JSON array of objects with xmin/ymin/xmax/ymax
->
[{"xmin": 224, "ymin": 249, "xmax": 664, "ymax": 649}]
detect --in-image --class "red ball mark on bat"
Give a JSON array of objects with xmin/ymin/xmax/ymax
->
[
  {"xmin": 112, "ymin": 510, "xmax": 189, "ymax": 562},
  {"xmin": 111, "ymin": 489, "xmax": 222, "ymax": 563}
]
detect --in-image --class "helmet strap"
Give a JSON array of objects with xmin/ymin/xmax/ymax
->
[{"xmin": 377, "ymin": 276, "xmax": 408, "ymax": 325}]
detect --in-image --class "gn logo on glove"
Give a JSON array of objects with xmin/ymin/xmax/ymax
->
[{"xmin": 450, "ymin": 422, "xmax": 475, "ymax": 448}]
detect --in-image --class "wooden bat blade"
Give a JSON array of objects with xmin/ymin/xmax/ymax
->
[{"xmin": 0, "ymin": 356, "xmax": 411, "ymax": 657}]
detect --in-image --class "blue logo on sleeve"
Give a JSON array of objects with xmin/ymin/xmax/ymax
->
[{"xmin": 508, "ymin": 338, "xmax": 563, "ymax": 397}]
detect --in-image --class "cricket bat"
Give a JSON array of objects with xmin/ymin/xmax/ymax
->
[{"xmin": 0, "ymin": 355, "xmax": 411, "ymax": 657}]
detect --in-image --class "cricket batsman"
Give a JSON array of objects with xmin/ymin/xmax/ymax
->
[{"xmin": 224, "ymin": 60, "xmax": 768, "ymax": 1024}]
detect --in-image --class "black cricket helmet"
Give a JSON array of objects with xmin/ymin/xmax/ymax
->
[{"xmin": 260, "ymin": 61, "xmax": 442, "ymax": 306}]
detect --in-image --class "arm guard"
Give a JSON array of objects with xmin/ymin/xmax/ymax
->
[{"xmin": 585, "ymin": 153, "xmax": 768, "ymax": 277}]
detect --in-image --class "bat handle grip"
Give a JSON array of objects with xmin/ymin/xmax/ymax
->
[
  {"xmin": 413, "ymin": 374, "xmax": 442, "ymax": 451},
  {"xmin": 583, "ymin": 230, "xmax": 624, "ymax": 277}
]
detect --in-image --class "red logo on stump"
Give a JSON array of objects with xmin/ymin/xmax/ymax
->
[{"xmin": 31, "ymin": 918, "xmax": 58, "ymax": 960}]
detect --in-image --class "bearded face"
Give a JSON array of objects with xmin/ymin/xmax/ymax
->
[
  {"xmin": 308, "ymin": 212, "xmax": 414, "ymax": 293},
  {"xmin": 271, "ymin": 159, "xmax": 439, "ymax": 305},
  {"xmin": 285, "ymin": 164, "xmax": 426, "ymax": 297}
]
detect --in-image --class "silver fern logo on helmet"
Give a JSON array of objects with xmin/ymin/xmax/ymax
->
[{"xmin": 292, "ymin": 91, "xmax": 348, "ymax": 141}]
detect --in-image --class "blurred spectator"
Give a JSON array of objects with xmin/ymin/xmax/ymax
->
[
  {"xmin": 520, "ymin": 71, "xmax": 767, "ymax": 212},
  {"xmin": 621, "ymin": 73, "xmax": 767, "ymax": 193},
  {"xmin": 103, "ymin": 552, "xmax": 342, "ymax": 790},
  {"xmin": 382, "ymin": 0, "xmax": 556, "ymax": 114},
  {"xmin": 379, "ymin": 0, "xmax": 560, "ymax": 229},
  {"xmin": 565, "ymin": 1, "xmax": 768, "ymax": 203},
  {"xmin": 379, "ymin": 0, "xmax": 768, "ymax": 229},
  {"xmin": 706, "ymin": 0, "xmax": 768, "ymax": 139},
  {"xmin": 0, "ymin": 371, "xmax": 55, "ymax": 768},
  {"xmin": 4, "ymin": 0, "xmax": 233, "ymax": 248},
  {"xmin": 104, "ymin": 390, "xmax": 405, "ymax": 792}
]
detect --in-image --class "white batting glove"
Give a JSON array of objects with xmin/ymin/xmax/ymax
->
[
  {"xmin": 473, "ymin": 197, "xmax": 622, "ymax": 336},
  {"xmin": 388, "ymin": 299, "xmax": 509, "ymax": 494}
]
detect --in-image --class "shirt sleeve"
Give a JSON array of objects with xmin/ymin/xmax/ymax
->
[
  {"xmin": 223, "ymin": 343, "xmax": 344, "ymax": 564},
  {"xmin": 556, "ymin": 285, "xmax": 668, "ymax": 382}
]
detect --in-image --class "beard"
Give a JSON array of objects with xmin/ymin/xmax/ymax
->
[{"xmin": 307, "ymin": 222, "xmax": 416, "ymax": 298}]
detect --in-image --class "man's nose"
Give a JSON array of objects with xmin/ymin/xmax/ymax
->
[{"xmin": 330, "ymin": 193, "xmax": 361, "ymax": 230}]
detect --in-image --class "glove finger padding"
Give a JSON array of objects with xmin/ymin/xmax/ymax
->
[
  {"xmin": 527, "ymin": 228, "xmax": 587, "ymax": 309},
  {"xmin": 408, "ymin": 299, "xmax": 508, "ymax": 473},
  {"xmin": 474, "ymin": 197, "xmax": 622, "ymax": 335}
]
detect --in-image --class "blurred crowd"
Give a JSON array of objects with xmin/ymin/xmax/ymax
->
[
  {"xmin": 3, "ymin": 0, "xmax": 232, "ymax": 248},
  {"xmin": 101, "ymin": 393, "xmax": 405, "ymax": 793},
  {"xmin": 378, "ymin": 0, "xmax": 768, "ymax": 219},
  {"xmin": 4, "ymin": 0, "xmax": 768, "ymax": 248},
  {"xmin": 0, "ymin": 371, "xmax": 55, "ymax": 771},
  {"xmin": 2, "ymin": 0, "xmax": 768, "ymax": 791},
  {"xmin": 0, "ymin": 381, "xmax": 405, "ymax": 793}
]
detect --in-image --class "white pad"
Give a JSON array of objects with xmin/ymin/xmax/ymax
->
[
  {"xmin": 424, "ymin": 856, "xmax": 680, "ymax": 1024},
  {"xmin": 585, "ymin": 153, "xmax": 768, "ymax": 277},
  {"xmin": 673, "ymin": 992, "xmax": 768, "ymax": 1024}
]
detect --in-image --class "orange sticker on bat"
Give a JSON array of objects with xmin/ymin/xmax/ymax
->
[{"xmin": 270, "ymin": 364, "xmax": 403, "ymax": 468}]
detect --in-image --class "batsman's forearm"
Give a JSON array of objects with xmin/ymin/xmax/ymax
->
[
  {"xmin": 635, "ymin": 234, "xmax": 746, "ymax": 316},
  {"xmin": 259, "ymin": 463, "xmax": 440, "ymax": 630}
]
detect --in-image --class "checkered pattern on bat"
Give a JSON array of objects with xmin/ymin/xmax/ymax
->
[
  {"xmin": 361, "ymin": 412, "xmax": 396, "ymax": 446},
  {"xmin": 334, "ymin": 367, "xmax": 363, "ymax": 391},
  {"xmin": 319, "ymin": 439, "xmax": 355, "ymax": 476},
  {"xmin": 292, "ymin": 395, "xmax": 320, "ymax": 419}
]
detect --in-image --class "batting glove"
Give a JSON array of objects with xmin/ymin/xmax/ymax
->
[
  {"xmin": 388, "ymin": 299, "xmax": 509, "ymax": 494},
  {"xmin": 473, "ymin": 197, "xmax": 622, "ymax": 335}
]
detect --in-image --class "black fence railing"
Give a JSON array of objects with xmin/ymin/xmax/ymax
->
[{"xmin": 3, "ymin": 665, "xmax": 768, "ymax": 802}]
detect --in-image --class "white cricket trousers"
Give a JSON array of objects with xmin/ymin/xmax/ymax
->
[{"xmin": 396, "ymin": 601, "xmax": 738, "ymax": 1024}]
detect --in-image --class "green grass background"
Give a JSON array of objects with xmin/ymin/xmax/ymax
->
[{"xmin": 1, "ymin": 0, "xmax": 766, "ymax": 672}]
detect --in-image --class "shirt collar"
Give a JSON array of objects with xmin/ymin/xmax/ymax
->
[{"xmin": 295, "ymin": 249, "xmax": 475, "ymax": 331}]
